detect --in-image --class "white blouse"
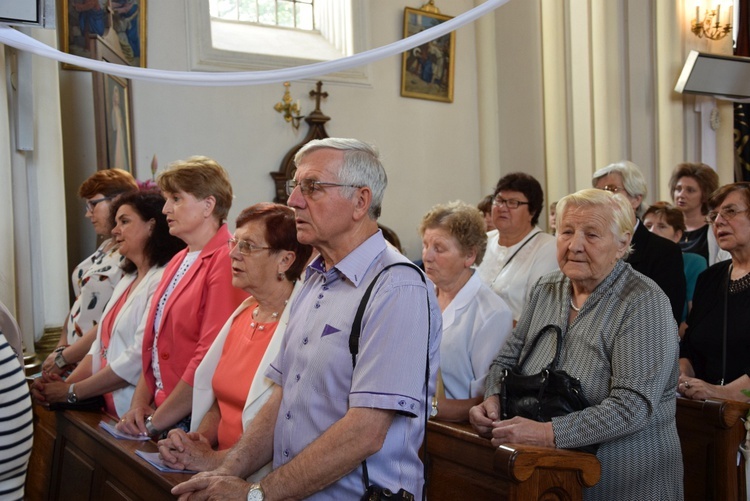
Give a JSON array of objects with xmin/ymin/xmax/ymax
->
[
  {"xmin": 476, "ymin": 227, "xmax": 558, "ymax": 321},
  {"xmin": 439, "ymin": 272, "xmax": 513, "ymax": 399},
  {"xmin": 67, "ymin": 239, "xmax": 124, "ymax": 345}
]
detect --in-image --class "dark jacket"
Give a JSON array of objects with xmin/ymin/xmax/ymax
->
[{"xmin": 626, "ymin": 221, "xmax": 686, "ymax": 323}]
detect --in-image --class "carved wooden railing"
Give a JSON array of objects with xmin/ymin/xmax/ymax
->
[{"xmin": 424, "ymin": 420, "xmax": 601, "ymax": 500}]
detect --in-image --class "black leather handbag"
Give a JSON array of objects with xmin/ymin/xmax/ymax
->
[{"xmin": 499, "ymin": 324, "xmax": 597, "ymax": 454}]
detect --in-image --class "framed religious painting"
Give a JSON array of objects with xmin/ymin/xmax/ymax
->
[
  {"xmin": 93, "ymin": 38, "xmax": 135, "ymax": 172},
  {"xmin": 400, "ymin": 6, "xmax": 455, "ymax": 103},
  {"xmin": 60, "ymin": 0, "xmax": 147, "ymax": 70}
]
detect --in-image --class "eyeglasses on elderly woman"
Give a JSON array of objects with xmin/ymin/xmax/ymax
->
[
  {"xmin": 84, "ymin": 195, "xmax": 116, "ymax": 212},
  {"xmin": 227, "ymin": 238, "xmax": 271, "ymax": 255},
  {"xmin": 492, "ymin": 195, "xmax": 530, "ymax": 210},
  {"xmin": 705, "ymin": 206, "xmax": 750, "ymax": 224}
]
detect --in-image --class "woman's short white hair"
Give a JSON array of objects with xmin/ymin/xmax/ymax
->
[
  {"xmin": 592, "ymin": 160, "xmax": 648, "ymax": 217},
  {"xmin": 556, "ymin": 188, "xmax": 634, "ymax": 256}
]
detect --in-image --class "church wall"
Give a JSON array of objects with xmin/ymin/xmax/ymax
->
[{"xmin": 60, "ymin": 0, "xmax": 484, "ymax": 263}]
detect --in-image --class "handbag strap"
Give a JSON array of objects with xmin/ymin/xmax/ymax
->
[
  {"xmin": 349, "ymin": 261, "xmax": 430, "ymax": 499},
  {"xmin": 516, "ymin": 324, "xmax": 563, "ymax": 371}
]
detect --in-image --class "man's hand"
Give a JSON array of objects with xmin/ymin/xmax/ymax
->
[{"xmin": 172, "ymin": 471, "xmax": 251, "ymax": 501}]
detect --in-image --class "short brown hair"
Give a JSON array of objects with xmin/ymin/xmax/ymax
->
[
  {"xmin": 707, "ymin": 183, "xmax": 750, "ymax": 213},
  {"xmin": 493, "ymin": 173, "xmax": 545, "ymax": 226},
  {"xmin": 643, "ymin": 202, "xmax": 686, "ymax": 233},
  {"xmin": 668, "ymin": 163, "xmax": 719, "ymax": 215},
  {"xmin": 419, "ymin": 200, "xmax": 488, "ymax": 266},
  {"xmin": 158, "ymin": 156, "xmax": 233, "ymax": 224},
  {"xmin": 78, "ymin": 168, "xmax": 138, "ymax": 199},
  {"xmin": 235, "ymin": 203, "xmax": 313, "ymax": 281},
  {"xmin": 477, "ymin": 194, "xmax": 493, "ymax": 216}
]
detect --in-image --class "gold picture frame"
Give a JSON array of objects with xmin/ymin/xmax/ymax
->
[
  {"xmin": 60, "ymin": 0, "xmax": 147, "ymax": 70},
  {"xmin": 400, "ymin": 7, "xmax": 455, "ymax": 103}
]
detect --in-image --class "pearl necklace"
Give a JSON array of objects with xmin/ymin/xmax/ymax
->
[
  {"xmin": 569, "ymin": 298, "xmax": 581, "ymax": 312},
  {"xmin": 250, "ymin": 300, "xmax": 288, "ymax": 330}
]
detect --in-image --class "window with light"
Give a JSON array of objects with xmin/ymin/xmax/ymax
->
[{"xmin": 210, "ymin": 0, "xmax": 315, "ymax": 31}]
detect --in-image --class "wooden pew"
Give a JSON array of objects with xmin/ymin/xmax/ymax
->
[
  {"xmin": 676, "ymin": 396, "xmax": 750, "ymax": 501},
  {"xmin": 26, "ymin": 403, "xmax": 57, "ymax": 500},
  {"xmin": 424, "ymin": 420, "xmax": 601, "ymax": 500},
  {"xmin": 44, "ymin": 410, "xmax": 190, "ymax": 501}
]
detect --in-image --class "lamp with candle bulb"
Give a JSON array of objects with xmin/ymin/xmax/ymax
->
[
  {"xmin": 692, "ymin": 2, "xmax": 733, "ymax": 41},
  {"xmin": 273, "ymin": 81, "xmax": 304, "ymax": 130}
]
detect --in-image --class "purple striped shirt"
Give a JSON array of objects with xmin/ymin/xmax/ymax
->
[{"xmin": 266, "ymin": 231, "xmax": 441, "ymax": 500}]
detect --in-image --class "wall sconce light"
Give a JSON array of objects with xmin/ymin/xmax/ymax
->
[
  {"xmin": 273, "ymin": 81, "xmax": 304, "ymax": 130},
  {"xmin": 692, "ymin": 2, "xmax": 733, "ymax": 41}
]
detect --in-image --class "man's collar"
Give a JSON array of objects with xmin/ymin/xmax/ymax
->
[{"xmin": 304, "ymin": 230, "xmax": 386, "ymax": 287}]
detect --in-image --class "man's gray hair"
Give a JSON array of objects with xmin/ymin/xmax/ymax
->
[
  {"xmin": 592, "ymin": 160, "xmax": 648, "ymax": 217},
  {"xmin": 294, "ymin": 138, "xmax": 388, "ymax": 219}
]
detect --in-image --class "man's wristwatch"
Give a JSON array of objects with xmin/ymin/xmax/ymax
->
[
  {"xmin": 54, "ymin": 349, "xmax": 69, "ymax": 369},
  {"xmin": 66, "ymin": 383, "xmax": 78, "ymax": 404},
  {"xmin": 144, "ymin": 415, "xmax": 160, "ymax": 436},
  {"xmin": 430, "ymin": 395, "xmax": 439, "ymax": 418},
  {"xmin": 246, "ymin": 483, "xmax": 265, "ymax": 501}
]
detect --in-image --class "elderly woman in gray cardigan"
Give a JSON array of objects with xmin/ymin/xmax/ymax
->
[{"xmin": 470, "ymin": 188, "xmax": 683, "ymax": 501}]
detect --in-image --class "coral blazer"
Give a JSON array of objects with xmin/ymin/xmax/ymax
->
[{"xmin": 141, "ymin": 224, "xmax": 248, "ymax": 403}]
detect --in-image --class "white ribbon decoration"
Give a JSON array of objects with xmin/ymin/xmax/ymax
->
[{"xmin": 0, "ymin": 0, "xmax": 507, "ymax": 86}]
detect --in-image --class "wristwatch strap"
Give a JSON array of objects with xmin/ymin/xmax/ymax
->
[
  {"xmin": 67, "ymin": 383, "xmax": 78, "ymax": 403},
  {"xmin": 144, "ymin": 415, "xmax": 160, "ymax": 436},
  {"xmin": 55, "ymin": 350, "xmax": 69, "ymax": 369}
]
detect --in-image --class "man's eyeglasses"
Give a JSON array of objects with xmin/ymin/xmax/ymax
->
[
  {"xmin": 492, "ymin": 196, "xmax": 530, "ymax": 210},
  {"xmin": 85, "ymin": 196, "xmax": 115, "ymax": 212},
  {"xmin": 228, "ymin": 238, "xmax": 272, "ymax": 255},
  {"xmin": 706, "ymin": 206, "xmax": 750, "ymax": 224},
  {"xmin": 285, "ymin": 178, "xmax": 361, "ymax": 197},
  {"xmin": 600, "ymin": 185, "xmax": 625, "ymax": 194}
]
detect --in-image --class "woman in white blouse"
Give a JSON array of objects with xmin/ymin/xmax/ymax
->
[
  {"xmin": 420, "ymin": 201, "xmax": 513, "ymax": 422},
  {"xmin": 477, "ymin": 173, "xmax": 559, "ymax": 322},
  {"xmin": 32, "ymin": 191, "xmax": 185, "ymax": 417}
]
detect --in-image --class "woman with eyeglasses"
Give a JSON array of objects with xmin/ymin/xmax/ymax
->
[
  {"xmin": 32, "ymin": 191, "xmax": 185, "ymax": 417},
  {"xmin": 669, "ymin": 162, "xmax": 730, "ymax": 265},
  {"xmin": 679, "ymin": 183, "xmax": 750, "ymax": 401},
  {"xmin": 116, "ymin": 156, "xmax": 247, "ymax": 438},
  {"xmin": 157, "ymin": 203, "xmax": 312, "ymax": 474},
  {"xmin": 42, "ymin": 168, "xmax": 138, "ymax": 376},
  {"xmin": 476, "ymin": 173, "xmax": 558, "ymax": 322}
]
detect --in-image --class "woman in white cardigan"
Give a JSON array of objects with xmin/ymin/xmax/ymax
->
[
  {"xmin": 157, "ymin": 203, "xmax": 312, "ymax": 474},
  {"xmin": 32, "ymin": 191, "xmax": 185, "ymax": 416}
]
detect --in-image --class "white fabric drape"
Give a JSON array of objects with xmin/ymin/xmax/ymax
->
[{"xmin": 0, "ymin": 0, "xmax": 507, "ymax": 86}]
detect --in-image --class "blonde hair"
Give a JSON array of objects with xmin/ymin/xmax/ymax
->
[
  {"xmin": 556, "ymin": 188, "xmax": 634, "ymax": 255},
  {"xmin": 419, "ymin": 200, "xmax": 488, "ymax": 266},
  {"xmin": 158, "ymin": 156, "xmax": 233, "ymax": 224}
]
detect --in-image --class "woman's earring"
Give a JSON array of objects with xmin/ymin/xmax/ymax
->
[{"xmin": 277, "ymin": 272, "xmax": 285, "ymax": 281}]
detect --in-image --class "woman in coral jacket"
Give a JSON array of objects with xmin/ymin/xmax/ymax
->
[{"xmin": 117, "ymin": 156, "xmax": 247, "ymax": 438}]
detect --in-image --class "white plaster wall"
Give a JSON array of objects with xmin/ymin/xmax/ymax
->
[{"xmin": 61, "ymin": 0, "xmax": 483, "ymax": 263}]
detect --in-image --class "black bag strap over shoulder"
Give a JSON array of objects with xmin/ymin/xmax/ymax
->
[
  {"xmin": 349, "ymin": 262, "xmax": 426, "ymax": 364},
  {"xmin": 349, "ymin": 261, "xmax": 430, "ymax": 501},
  {"xmin": 516, "ymin": 324, "xmax": 563, "ymax": 371}
]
